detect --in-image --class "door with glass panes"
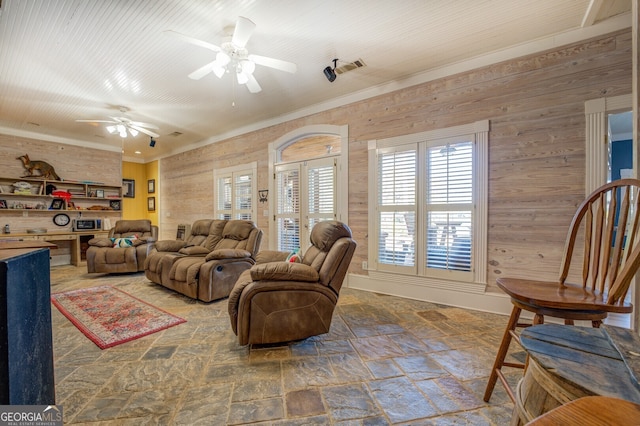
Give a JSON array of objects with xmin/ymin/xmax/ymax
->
[{"xmin": 274, "ymin": 157, "xmax": 337, "ymax": 252}]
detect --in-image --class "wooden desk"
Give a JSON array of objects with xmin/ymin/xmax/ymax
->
[
  {"xmin": 514, "ymin": 324, "xmax": 640, "ymax": 425},
  {"xmin": 0, "ymin": 231, "xmax": 108, "ymax": 266},
  {"xmin": 0, "ymin": 240, "xmax": 57, "ymax": 250}
]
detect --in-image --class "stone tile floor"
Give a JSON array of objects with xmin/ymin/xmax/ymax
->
[{"xmin": 50, "ymin": 266, "xmax": 522, "ymax": 425}]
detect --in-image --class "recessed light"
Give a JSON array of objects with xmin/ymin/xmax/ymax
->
[{"xmin": 135, "ymin": 151, "xmax": 141, "ymax": 154}]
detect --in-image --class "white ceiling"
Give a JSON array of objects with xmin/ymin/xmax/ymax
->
[{"xmin": 0, "ymin": 0, "xmax": 632, "ymax": 162}]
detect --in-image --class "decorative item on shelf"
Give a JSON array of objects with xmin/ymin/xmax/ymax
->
[
  {"xmin": 53, "ymin": 213, "xmax": 70, "ymax": 227},
  {"xmin": 148, "ymin": 179, "xmax": 155, "ymax": 194},
  {"xmin": 26, "ymin": 228, "xmax": 47, "ymax": 234},
  {"xmin": 96, "ymin": 189, "xmax": 104, "ymax": 198},
  {"xmin": 147, "ymin": 197, "xmax": 155, "ymax": 211},
  {"xmin": 12, "ymin": 181, "xmax": 33, "ymax": 195},
  {"xmin": 259, "ymin": 189, "xmax": 268, "ymax": 203},
  {"xmin": 50, "ymin": 198, "xmax": 64, "ymax": 210},
  {"xmin": 109, "ymin": 200, "xmax": 121, "ymax": 211},
  {"xmin": 122, "ymin": 179, "xmax": 135, "ymax": 198},
  {"xmin": 16, "ymin": 154, "xmax": 62, "ymax": 180},
  {"xmin": 52, "ymin": 190, "xmax": 72, "ymax": 203},
  {"xmin": 0, "ymin": 200, "xmax": 7, "ymax": 209}
]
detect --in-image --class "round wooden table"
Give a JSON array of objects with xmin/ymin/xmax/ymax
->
[
  {"xmin": 525, "ymin": 396, "xmax": 640, "ymax": 425},
  {"xmin": 514, "ymin": 324, "xmax": 640, "ymax": 425}
]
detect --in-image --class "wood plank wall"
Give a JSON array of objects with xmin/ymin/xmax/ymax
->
[
  {"xmin": 159, "ymin": 30, "xmax": 631, "ymax": 293},
  {"xmin": 0, "ymin": 134, "xmax": 122, "ymax": 260},
  {"xmin": 0, "ymin": 133, "xmax": 122, "ymax": 233}
]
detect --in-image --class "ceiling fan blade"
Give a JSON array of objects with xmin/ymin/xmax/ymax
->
[
  {"xmin": 75, "ymin": 119, "xmax": 117, "ymax": 124},
  {"xmin": 232, "ymin": 16, "xmax": 256, "ymax": 48},
  {"xmin": 129, "ymin": 121, "xmax": 159, "ymax": 129},
  {"xmin": 163, "ymin": 30, "xmax": 221, "ymax": 52},
  {"xmin": 188, "ymin": 61, "xmax": 217, "ymax": 80},
  {"xmin": 248, "ymin": 54, "xmax": 297, "ymax": 73},
  {"xmin": 129, "ymin": 125, "xmax": 159, "ymax": 138},
  {"xmin": 245, "ymin": 74, "xmax": 262, "ymax": 93}
]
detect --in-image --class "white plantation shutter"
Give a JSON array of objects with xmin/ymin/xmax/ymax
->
[
  {"xmin": 275, "ymin": 165, "xmax": 300, "ymax": 252},
  {"xmin": 214, "ymin": 165, "xmax": 256, "ymax": 221},
  {"xmin": 275, "ymin": 158, "xmax": 337, "ymax": 252},
  {"xmin": 234, "ymin": 172, "xmax": 252, "ymax": 220},
  {"xmin": 307, "ymin": 158, "xmax": 336, "ymax": 230},
  {"xmin": 371, "ymin": 120, "xmax": 487, "ymax": 285},
  {"xmin": 426, "ymin": 141, "xmax": 473, "ymax": 272},
  {"xmin": 377, "ymin": 146, "xmax": 416, "ymax": 268},
  {"xmin": 216, "ymin": 175, "xmax": 232, "ymax": 219}
]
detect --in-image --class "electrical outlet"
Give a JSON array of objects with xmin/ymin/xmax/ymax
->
[{"xmin": 362, "ymin": 261, "xmax": 368, "ymax": 270}]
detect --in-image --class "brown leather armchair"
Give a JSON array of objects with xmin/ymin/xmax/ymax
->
[
  {"xmin": 86, "ymin": 219, "xmax": 158, "ymax": 273},
  {"xmin": 228, "ymin": 220, "xmax": 356, "ymax": 345}
]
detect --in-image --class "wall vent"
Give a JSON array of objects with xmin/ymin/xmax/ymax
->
[{"xmin": 335, "ymin": 59, "xmax": 366, "ymax": 75}]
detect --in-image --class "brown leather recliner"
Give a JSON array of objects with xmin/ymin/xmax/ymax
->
[
  {"xmin": 86, "ymin": 219, "xmax": 158, "ymax": 273},
  {"xmin": 145, "ymin": 219, "xmax": 263, "ymax": 302},
  {"xmin": 228, "ymin": 220, "xmax": 356, "ymax": 346}
]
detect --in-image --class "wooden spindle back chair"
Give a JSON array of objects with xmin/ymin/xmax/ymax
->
[{"xmin": 484, "ymin": 179, "xmax": 640, "ymax": 403}]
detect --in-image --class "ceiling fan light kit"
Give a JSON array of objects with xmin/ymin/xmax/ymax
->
[
  {"xmin": 167, "ymin": 16, "xmax": 297, "ymax": 94},
  {"xmin": 76, "ymin": 106, "xmax": 159, "ymax": 139}
]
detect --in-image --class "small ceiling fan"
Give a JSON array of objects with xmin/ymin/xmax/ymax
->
[
  {"xmin": 76, "ymin": 106, "xmax": 159, "ymax": 138},
  {"xmin": 166, "ymin": 16, "xmax": 297, "ymax": 93}
]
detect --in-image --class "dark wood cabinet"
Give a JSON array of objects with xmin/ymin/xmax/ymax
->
[{"xmin": 0, "ymin": 247, "xmax": 55, "ymax": 404}]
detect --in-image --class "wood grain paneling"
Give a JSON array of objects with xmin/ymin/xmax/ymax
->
[
  {"xmin": 157, "ymin": 29, "xmax": 631, "ymax": 293},
  {"xmin": 0, "ymin": 134, "xmax": 122, "ymax": 261},
  {"xmin": 0, "ymin": 30, "xmax": 630, "ymax": 295}
]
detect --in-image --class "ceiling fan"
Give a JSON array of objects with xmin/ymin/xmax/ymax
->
[
  {"xmin": 166, "ymin": 16, "xmax": 297, "ymax": 93},
  {"xmin": 76, "ymin": 106, "xmax": 159, "ymax": 138}
]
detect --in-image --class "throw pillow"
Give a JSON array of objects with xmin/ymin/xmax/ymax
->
[
  {"xmin": 286, "ymin": 248, "xmax": 301, "ymax": 263},
  {"xmin": 111, "ymin": 235, "xmax": 138, "ymax": 248}
]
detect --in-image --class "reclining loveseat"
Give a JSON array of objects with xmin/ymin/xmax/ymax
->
[
  {"xmin": 86, "ymin": 219, "xmax": 158, "ymax": 273},
  {"xmin": 144, "ymin": 219, "xmax": 262, "ymax": 302}
]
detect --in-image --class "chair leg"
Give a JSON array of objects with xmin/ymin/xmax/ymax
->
[{"xmin": 484, "ymin": 305, "xmax": 522, "ymax": 403}]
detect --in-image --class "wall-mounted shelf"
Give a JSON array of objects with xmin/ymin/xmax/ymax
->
[{"xmin": 0, "ymin": 177, "xmax": 122, "ymax": 212}]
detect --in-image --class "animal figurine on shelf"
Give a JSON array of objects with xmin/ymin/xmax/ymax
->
[{"xmin": 16, "ymin": 154, "xmax": 61, "ymax": 180}]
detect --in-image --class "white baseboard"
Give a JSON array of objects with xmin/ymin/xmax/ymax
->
[
  {"xmin": 345, "ymin": 272, "xmax": 514, "ymax": 316},
  {"xmin": 344, "ymin": 272, "xmax": 631, "ymax": 329}
]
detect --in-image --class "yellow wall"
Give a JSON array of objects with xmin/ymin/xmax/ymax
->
[
  {"xmin": 145, "ymin": 160, "xmax": 159, "ymax": 226},
  {"xmin": 122, "ymin": 161, "xmax": 158, "ymax": 225}
]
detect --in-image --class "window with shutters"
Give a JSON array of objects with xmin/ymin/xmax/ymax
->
[
  {"xmin": 425, "ymin": 141, "xmax": 473, "ymax": 275},
  {"xmin": 269, "ymin": 124, "xmax": 349, "ymax": 251},
  {"xmin": 275, "ymin": 164, "xmax": 301, "ymax": 252},
  {"xmin": 275, "ymin": 157, "xmax": 337, "ymax": 252},
  {"xmin": 369, "ymin": 121, "xmax": 488, "ymax": 284},
  {"xmin": 377, "ymin": 147, "xmax": 416, "ymax": 269},
  {"xmin": 214, "ymin": 163, "xmax": 257, "ymax": 221}
]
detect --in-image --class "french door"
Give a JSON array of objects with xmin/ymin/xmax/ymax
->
[{"xmin": 274, "ymin": 157, "xmax": 337, "ymax": 252}]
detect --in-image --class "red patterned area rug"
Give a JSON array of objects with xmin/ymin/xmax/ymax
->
[{"xmin": 51, "ymin": 285, "xmax": 186, "ymax": 349}]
